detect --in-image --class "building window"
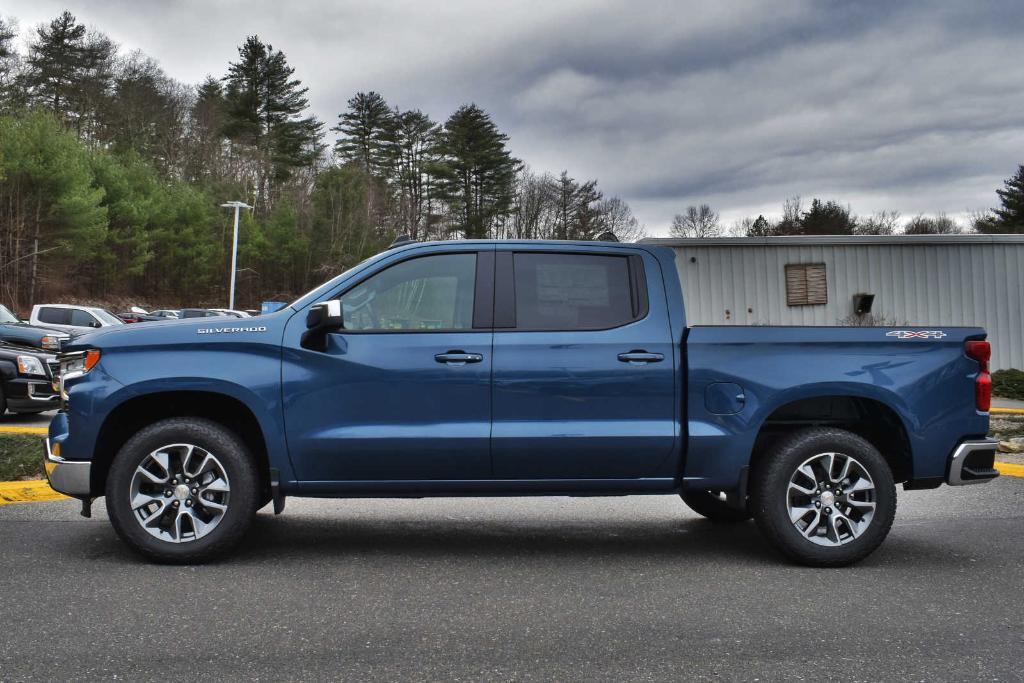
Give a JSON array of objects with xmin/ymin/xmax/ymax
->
[{"xmin": 785, "ymin": 263, "xmax": 828, "ymax": 306}]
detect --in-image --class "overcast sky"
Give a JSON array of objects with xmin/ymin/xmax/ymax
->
[{"xmin": 5, "ymin": 0, "xmax": 1024, "ymax": 235}]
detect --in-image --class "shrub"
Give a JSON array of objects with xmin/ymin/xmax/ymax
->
[{"xmin": 993, "ymin": 369, "xmax": 1024, "ymax": 401}]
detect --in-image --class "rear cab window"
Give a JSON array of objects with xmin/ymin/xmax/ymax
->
[
  {"xmin": 498, "ymin": 251, "xmax": 648, "ymax": 331},
  {"xmin": 37, "ymin": 307, "xmax": 68, "ymax": 325}
]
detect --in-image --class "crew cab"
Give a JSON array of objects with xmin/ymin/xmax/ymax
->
[{"xmin": 43, "ymin": 240, "xmax": 998, "ymax": 565}]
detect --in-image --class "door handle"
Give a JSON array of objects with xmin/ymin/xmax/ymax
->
[
  {"xmin": 435, "ymin": 351, "xmax": 483, "ymax": 366},
  {"xmin": 617, "ymin": 350, "xmax": 664, "ymax": 364}
]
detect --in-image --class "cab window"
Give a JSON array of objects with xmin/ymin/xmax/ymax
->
[{"xmin": 342, "ymin": 254, "xmax": 476, "ymax": 331}]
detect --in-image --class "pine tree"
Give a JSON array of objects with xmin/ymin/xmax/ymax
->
[
  {"xmin": 432, "ymin": 104, "xmax": 518, "ymax": 239},
  {"xmin": 985, "ymin": 165, "xmax": 1024, "ymax": 233},
  {"xmin": 223, "ymin": 36, "xmax": 323, "ymax": 208},
  {"xmin": 798, "ymin": 199, "xmax": 857, "ymax": 235},
  {"xmin": 21, "ymin": 10, "xmax": 113, "ymax": 131},
  {"xmin": 393, "ymin": 109, "xmax": 439, "ymax": 238},
  {"xmin": 333, "ymin": 92, "xmax": 396, "ymax": 176}
]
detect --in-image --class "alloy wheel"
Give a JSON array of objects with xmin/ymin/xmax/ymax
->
[
  {"xmin": 786, "ymin": 451, "xmax": 876, "ymax": 546},
  {"xmin": 128, "ymin": 443, "xmax": 230, "ymax": 543}
]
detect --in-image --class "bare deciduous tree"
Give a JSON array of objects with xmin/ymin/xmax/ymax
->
[{"xmin": 670, "ymin": 204, "xmax": 720, "ymax": 238}]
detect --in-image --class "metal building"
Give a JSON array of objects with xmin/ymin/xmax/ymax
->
[{"xmin": 641, "ymin": 234, "xmax": 1024, "ymax": 371}]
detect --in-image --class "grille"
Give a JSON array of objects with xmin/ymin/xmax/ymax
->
[{"xmin": 47, "ymin": 360, "xmax": 60, "ymax": 378}]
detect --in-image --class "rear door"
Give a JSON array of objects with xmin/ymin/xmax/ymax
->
[{"xmin": 489, "ymin": 246, "xmax": 677, "ymax": 479}]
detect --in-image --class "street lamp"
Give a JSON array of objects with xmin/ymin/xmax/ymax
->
[{"xmin": 220, "ymin": 201, "xmax": 252, "ymax": 310}]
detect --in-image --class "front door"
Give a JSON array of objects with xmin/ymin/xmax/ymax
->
[
  {"xmin": 490, "ymin": 247, "xmax": 677, "ymax": 479},
  {"xmin": 283, "ymin": 248, "xmax": 494, "ymax": 482}
]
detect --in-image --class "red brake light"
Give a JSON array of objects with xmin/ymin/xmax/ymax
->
[
  {"xmin": 965, "ymin": 340, "xmax": 990, "ymax": 364},
  {"xmin": 976, "ymin": 372, "xmax": 992, "ymax": 413},
  {"xmin": 965, "ymin": 340, "xmax": 991, "ymax": 412}
]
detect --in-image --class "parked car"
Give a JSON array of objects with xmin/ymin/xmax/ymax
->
[
  {"xmin": 0, "ymin": 343, "xmax": 58, "ymax": 414},
  {"xmin": 180, "ymin": 308, "xmax": 249, "ymax": 318},
  {"xmin": 30, "ymin": 304, "xmax": 125, "ymax": 333},
  {"xmin": 0, "ymin": 304, "xmax": 70, "ymax": 352},
  {"xmin": 45, "ymin": 240, "xmax": 997, "ymax": 565},
  {"xmin": 210, "ymin": 308, "xmax": 252, "ymax": 318},
  {"xmin": 149, "ymin": 310, "xmax": 180, "ymax": 319}
]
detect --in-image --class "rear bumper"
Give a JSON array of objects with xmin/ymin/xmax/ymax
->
[
  {"xmin": 42, "ymin": 437, "xmax": 91, "ymax": 496},
  {"xmin": 946, "ymin": 439, "xmax": 999, "ymax": 486}
]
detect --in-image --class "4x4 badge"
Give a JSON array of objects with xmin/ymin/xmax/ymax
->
[{"xmin": 885, "ymin": 330, "xmax": 947, "ymax": 339}]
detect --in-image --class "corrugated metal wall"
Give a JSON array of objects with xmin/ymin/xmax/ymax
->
[{"xmin": 662, "ymin": 241, "xmax": 1024, "ymax": 371}]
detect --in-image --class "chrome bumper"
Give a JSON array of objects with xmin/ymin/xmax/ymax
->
[
  {"xmin": 43, "ymin": 438, "xmax": 91, "ymax": 496},
  {"xmin": 946, "ymin": 439, "xmax": 999, "ymax": 486}
]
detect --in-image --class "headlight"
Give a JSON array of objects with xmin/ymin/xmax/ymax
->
[
  {"xmin": 60, "ymin": 349, "xmax": 101, "ymax": 380},
  {"xmin": 17, "ymin": 355, "xmax": 46, "ymax": 376},
  {"xmin": 40, "ymin": 335, "xmax": 62, "ymax": 351},
  {"xmin": 58, "ymin": 349, "xmax": 101, "ymax": 406}
]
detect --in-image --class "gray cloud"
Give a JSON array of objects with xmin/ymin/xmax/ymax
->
[{"xmin": 5, "ymin": 0, "xmax": 1024, "ymax": 233}]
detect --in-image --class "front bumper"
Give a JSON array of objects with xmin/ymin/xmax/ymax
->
[
  {"xmin": 946, "ymin": 439, "xmax": 999, "ymax": 486},
  {"xmin": 42, "ymin": 437, "xmax": 91, "ymax": 496}
]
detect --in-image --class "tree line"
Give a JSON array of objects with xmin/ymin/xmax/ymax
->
[
  {"xmin": 669, "ymin": 167, "xmax": 1024, "ymax": 238},
  {"xmin": 0, "ymin": 11, "xmax": 643, "ymax": 310}
]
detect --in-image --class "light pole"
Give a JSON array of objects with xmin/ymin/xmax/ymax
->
[{"xmin": 220, "ymin": 201, "xmax": 252, "ymax": 310}]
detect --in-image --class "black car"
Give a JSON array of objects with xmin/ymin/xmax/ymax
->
[
  {"xmin": 0, "ymin": 343, "xmax": 58, "ymax": 414},
  {"xmin": 0, "ymin": 304, "xmax": 70, "ymax": 352}
]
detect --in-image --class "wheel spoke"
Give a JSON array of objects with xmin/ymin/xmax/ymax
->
[
  {"xmin": 140, "ymin": 499, "xmax": 169, "ymax": 526},
  {"xmin": 789, "ymin": 504, "xmax": 816, "ymax": 524},
  {"xmin": 789, "ymin": 480, "xmax": 815, "ymax": 496},
  {"xmin": 801, "ymin": 510, "xmax": 822, "ymax": 538},
  {"xmin": 834, "ymin": 455, "xmax": 853, "ymax": 483},
  {"xmin": 200, "ymin": 497, "xmax": 227, "ymax": 513},
  {"xmin": 131, "ymin": 491, "xmax": 164, "ymax": 510},
  {"xmin": 848, "ymin": 477, "xmax": 874, "ymax": 493}
]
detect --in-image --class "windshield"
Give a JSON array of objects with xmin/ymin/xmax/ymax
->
[
  {"xmin": 93, "ymin": 309, "xmax": 124, "ymax": 325},
  {"xmin": 0, "ymin": 305, "xmax": 19, "ymax": 323}
]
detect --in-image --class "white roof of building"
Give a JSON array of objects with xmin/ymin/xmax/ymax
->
[{"xmin": 641, "ymin": 234, "xmax": 1024, "ymax": 247}]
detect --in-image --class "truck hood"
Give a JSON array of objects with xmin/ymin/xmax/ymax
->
[{"xmin": 64, "ymin": 309, "xmax": 294, "ymax": 351}]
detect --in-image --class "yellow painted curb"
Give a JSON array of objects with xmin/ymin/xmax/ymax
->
[
  {"xmin": 0, "ymin": 479, "xmax": 68, "ymax": 505},
  {"xmin": 995, "ymin": 461, "xmax": 1024, "ymax": 478},
  {"xmin": 0, "ymin": 426, "xmax": 47, "ymax": 435},
  {"xmin": 991, "ymin": 408, "xmax": 1024, "ymax": 415}
]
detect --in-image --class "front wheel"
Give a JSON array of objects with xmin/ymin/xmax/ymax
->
[
  {"xmin": 750, "ymin": 427, "xmax": 896, "ymax": 567},
  {"xmin": 105, "ymin": 418, "xmax": 259, "ymax": 563}
]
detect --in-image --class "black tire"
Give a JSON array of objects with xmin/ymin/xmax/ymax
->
[
  {"xmin": 681, "ymin": 490, "xmax": 752, "ymax": 523},
  {"xmin": 105, "ymin": 417, "xmax": 259, "ymax": 563},
  {"xmin": 0, "ymin": 385, "xmax": 6, "ymax": 415},
  {"xmin": 750, "ymin": 427, "xmax": 896, "ymax": 567}
]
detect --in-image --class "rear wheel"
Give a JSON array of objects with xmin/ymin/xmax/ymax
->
[
  {"xmin": 750, "ymin": 427, "xmax": 896, "ymax": 567},
  {"xmin": 681, "ymin": 490, "xmax": 751, "ymax": 523},
  {"xmin": 105, "ymin": 418, "xmax": 259, "ymax": 563}
]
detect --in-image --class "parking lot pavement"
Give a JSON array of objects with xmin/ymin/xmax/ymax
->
[
  {"xmin": 0, "ymin": 409, "xmax": 54, "ymax": 429},
  {"xmin": 1, "ymin": 480, "xmax": 1022, "ymax": 681}
]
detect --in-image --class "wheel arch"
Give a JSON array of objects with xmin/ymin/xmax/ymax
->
[
  {"xmin": 91, "ymin": 390, "xmax": 273, "ymax": 500},
  {"xmin": 749, "ymin": 394, "xmax": 914, "ymax": 484}
]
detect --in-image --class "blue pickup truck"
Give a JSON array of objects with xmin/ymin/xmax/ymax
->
[{"xmin": 43, "ymin": 240, "xmax": 998, "ymax": 565}]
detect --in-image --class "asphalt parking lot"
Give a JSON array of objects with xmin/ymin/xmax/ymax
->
[{"xmin": 1, "ymin": 478, "xmax": 1022, "ymax": 680}]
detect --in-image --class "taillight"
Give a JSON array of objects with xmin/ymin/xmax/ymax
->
[{"xmin": 965, "ymin": 340, "xmax": 991, "ymax": 412}]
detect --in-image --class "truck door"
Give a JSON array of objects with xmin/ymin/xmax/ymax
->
[
  {"xmin": 281, "ymin": 247, "xmax": 494, "ymax": 483},
  {"xmin": 489, "ymin": 246, "xmax": 677, "ymax": 479}
]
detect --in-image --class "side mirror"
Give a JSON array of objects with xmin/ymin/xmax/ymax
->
[{"xmin": 301, "ymin": 300, "xmax": 344, "ymax": 351}]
